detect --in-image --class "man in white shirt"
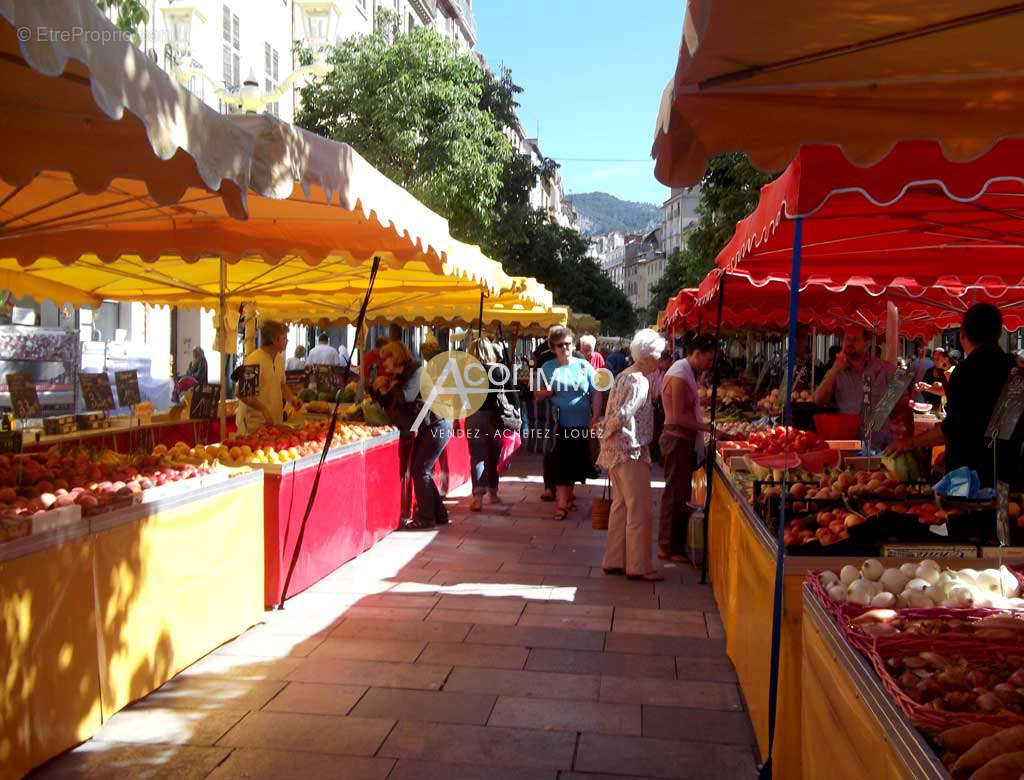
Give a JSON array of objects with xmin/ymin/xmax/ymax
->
[
  {"xmin": 306, "ymin": 333, "xmax": 341, "ymax": 366},
  {"xmin": 658, "ymin": 334, "xmax": 716, "ymax": 562},
  {"xmin": 285, "ymin": 345, "xmax": 306, "ymax": 371},
  {"xmin": 236, "ymin": 320, "xmax": 303, "ymax": 435}
]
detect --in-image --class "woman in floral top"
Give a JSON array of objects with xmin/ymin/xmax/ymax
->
[{"xmin": 598, "ymin": 328, "xmax": 667, "ymax": 581}]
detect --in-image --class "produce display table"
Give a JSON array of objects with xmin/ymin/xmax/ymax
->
[
  {"xmin": 259, "ymin": 430, "xmax": 401, "ymax": 608},
  {"xmin": 21, "ymin": 417, "xmax": 230, "ymax": 453},
  {"xmin": 801, "ymin": 586, "xmax": 948, "ymax": 779},
  {"xmin": 0, "ymin": 470, "xmax": 264, "ymax": 779},
  {"xmin": 705, "ymin": 462, "xmax": 1009, "ymax": 778}
]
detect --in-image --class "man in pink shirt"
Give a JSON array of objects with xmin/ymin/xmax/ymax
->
[
  {"xmin": 580, "ymin": 335, "xmax": 605, "ymax": 371},
  {"xmin": 658, "ymin": 334, "xmax": 716, "ymax": 562}
]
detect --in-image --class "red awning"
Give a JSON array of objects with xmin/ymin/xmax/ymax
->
[
  {"xmin": 711, "ymin": 140, "xmax": 1024, "ymax": 292},
  {"xmin": 669, "ymin": 274, "xmax": 1024, "ymax": 339}
]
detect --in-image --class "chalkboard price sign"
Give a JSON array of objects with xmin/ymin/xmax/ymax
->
[
  {"xmin": 0, "ymin": 430, "xmax": 23, "ymax": 455},
  {"xmin": 189, "ymin": 384, "xmax": 221, "ymax": 420},
  {"xmin": 866, "ymin": 367, "xmax": 914, "ymax": 436},
  {"xmin": 986, "ymin": 367, "xmax": 1024, "ymax": 441},
  {"xmin": 114, "ymin": 369, "xmax": 141, "ymax": 407},
  {"xmin": 79, "ymin": 372, "xmax": 115, "ymax": 412},
  {"xmin": 235, "ymin": 365, "xmax": 260, "ymax": 400},
  {"xmin": 6, "ymin": 373, "xmax": 40, "ymax": 419}
]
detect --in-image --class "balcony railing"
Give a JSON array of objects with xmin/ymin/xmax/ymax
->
[{"xmin": 408, "ymin": 0, "xmax": 437, "ymax": 22}]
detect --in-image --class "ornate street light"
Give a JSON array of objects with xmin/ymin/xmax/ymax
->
[{"xmin": 163, "ymin": 1, "xmax": 339, "ymax": 114}]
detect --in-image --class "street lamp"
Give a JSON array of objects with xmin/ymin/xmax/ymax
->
[{"xmin": 163, "ymin": 1, "xmax": 339, "ymax": 114}]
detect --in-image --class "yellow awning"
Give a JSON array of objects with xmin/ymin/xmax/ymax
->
[
  {"xmin": 652, "ymin": 1, "xmax": 1024, "ymax": 186},
  {"xmin": 569, "ymin": 312, "xmax": 601, "ymax": 334}
]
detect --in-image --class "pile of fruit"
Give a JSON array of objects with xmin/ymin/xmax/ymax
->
[
  {"xmin": 0, "ymin": 447, "xmax": 218, "ymax": 534},
  {"xmin": 886, "ymin": 649, "xmax": 1024, "ymax": 715},
  {"xmin": 810, "ymin": 466, "xmax": 921, "ymax": 500},
  {"xmin": 699, "ymin": 383, "xmax": 751, "ymax": 407},
  {"xmin": 743, "ymin": 426, "xmax": 826, "ymax": 455},
  {"xmin": 203, "ymin": 420, "xmax": 395, "ymax": 467},
  {"xmin": 783, "ymin": 509, "xmax": 864, "ymax": 547},
  {"xmin": 848, "ymin": 611, "xmax": 1024, "ymax": 642},
  {"xmin": 757, "ymin": 387, "xmax": 814, "ymax": 409}
]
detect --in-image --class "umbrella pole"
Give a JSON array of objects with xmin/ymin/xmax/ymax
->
[
  {"xmin": 219, "ymin": 257, "xmax": 227, "ymax": 440},
  {"xmin": 279, "ymin": 256, "xmax": 382, "ymax": 609},
  {"xmin": 700, "ymin": 273, "xmax": 726, "ymax": 585},
  {"xmin": 811, "ymin": 325, "xmax": 817, "ymax": 391},
  {"xmin": 760, "ymin": 217, "xmax": 803, "ymax": 780}
]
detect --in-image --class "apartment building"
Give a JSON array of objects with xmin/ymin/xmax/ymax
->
[
  {"xmin": 623, "ymin": 229, "xmax": 664, "ymax": 312},
  {"xmin": 661, "ymin": 185, "xmax": 700, "ymax": 255}
]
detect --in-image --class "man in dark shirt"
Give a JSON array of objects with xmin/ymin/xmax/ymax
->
[
  {"xmin": 606, "ymin": 346, "xmax": 629, "ymax": 376},
  {"xmin": 916, "ymin": 347, "xmax": 950, "ymax": 408},
  {"xmin": 886, "ymin": 304, "xmax": 1022, "ymax": 487}
]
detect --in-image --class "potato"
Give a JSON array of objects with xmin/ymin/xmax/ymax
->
[
  {"xmin": 968, "ymin": 750, "xmax": 1024, "ymax": 779},
  {"xmin": 938, "ymin": 723, "xmax": 1000, "ymax": 754},
  {"xmin": 953, "ymin": 726, "xmax": 1024, "ymax": 774}
]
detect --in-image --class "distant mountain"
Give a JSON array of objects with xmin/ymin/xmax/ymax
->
[{"xmin": 566, "ymin": 192, "xmax": 661, "ymax": 236}]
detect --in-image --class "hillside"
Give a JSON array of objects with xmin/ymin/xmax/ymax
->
[{"xmin": 566, "ymin": 192, "xmax": 661, "ymax": 236}]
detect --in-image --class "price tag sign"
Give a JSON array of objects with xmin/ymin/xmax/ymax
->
[
  {"xmin": 79, "ymin": 372, "xmax": 115, "ymax": 411},
  {"xmin": 754, "ymin": 358, "xmax": 771, "ymax": 398},
  {"xmin": 114, "ymin": 369, "xmax": 141, "ymax": 407},
  {"xmin": 866, "ymin": 367, "xmax": 913, "ymax": 436},
  {"xmin": 6, "ymin": 373, "xmax": 40, "ymax": 419},
  {"xmin": 0, "ymin": 430, "xmax": 23, "ymax": 455},
  {"xmin": 997, "ymin": 480, "xmax": 1011, "ymax": 547},
  {"xmin": 880, "ymin": 543, "xmax": 978, "ymax": 559},
  {"xmin": 189, "ymin": 384, "xmax": 221, "ymax": 420},
  {"xmin": 985, "ymin": 367, "xmax": 1024, "ymax": 441},
  {"xmin": 235, "ymin": 365, "xmax": 260, "ymax": 399}
]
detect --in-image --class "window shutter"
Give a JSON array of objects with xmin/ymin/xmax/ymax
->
[
  {"xmin": 265, "ymin": 42, "xmax": 271, "ymax": 75},
  {"xmin": 223, "ymin": 5, "xmax": 231, "ymax": 42},
  {"xmin": 232, "ymin": 14, "xmax": 240, "ymax": 50},
  {"xmin": 273, "ymin": 50, "xmax": 279, "ymax": 81}
]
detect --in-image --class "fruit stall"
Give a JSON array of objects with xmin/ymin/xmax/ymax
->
[{"xmin": 1, "ymin": 460, "xmax": 265, "ymax": 779}]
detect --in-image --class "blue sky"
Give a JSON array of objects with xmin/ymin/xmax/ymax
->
[{"xmin": 475, "ymin": 0, "xmax": 684, "ymax": 207}]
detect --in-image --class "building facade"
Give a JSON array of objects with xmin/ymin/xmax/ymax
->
[
  {"xmin": 661, "ymin": 186, "xmax": 700, "ymax": 256},
  {"xmin": 623, "ymin": 229, "xmax": 664, "ymax": 312}
]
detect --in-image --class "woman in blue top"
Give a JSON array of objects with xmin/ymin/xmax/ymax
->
[{"xmin": 535, "ymin": 326, "xmax": 603, "ymax": 520}]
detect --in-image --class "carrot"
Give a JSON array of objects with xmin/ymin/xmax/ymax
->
[
  {"xmin": 968, "ymin": 750, "xmax": 1024, "ymax": 779},
  {"xmin": 940, "ymin": 723, "xmax": 1002, "ymax": 754},
  {"xmin": 954, "ymin": 726, "xmax": 1024, "ymax": 775}
]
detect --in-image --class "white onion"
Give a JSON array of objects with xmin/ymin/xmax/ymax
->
[
  {"xmin": 976, "ymin": 570, "xmax": 1001, "ymax": 592},
  {"xmin": 955, "ymin": 568, "xmax": 979, "ymax": 583},
  {"xmin": 905, "ymin": 578, "xmax": 930, "ymax": 593},
  {"xmin": 908, "ymin": 592, "xmax": 936, "ymax": 608},
  {"xmin": 819, "ymin": 570, "xmax": 840, "ymax": 588},
  {"xmin": 925, "ymin": 584, "xmax": 946, "ymax": 603},
  {"xmin": 999, "ymin": 566, "xmax": 1021, "ymax": 597},
  {"xmin": 847, "ymin": 581, "xmax": 872, "ymax": 605},
  {"xmin": 947, "ymin": 586, "xmax": 975, "ymax": 608},
  {"xmin": 840, "ymin": 565, "xmax": 860, "ymax": 586},
  {"xmin": 827, "ymin": 584, "xmax": 848, "ymax": 602},
  {"xmin": 880, "ymin": 568, "xmax": 910, "ymax": 595},
  {"xmin": 897, "ymin": 589, "xmax": 913, "ymax": 608},
  {"xmin": 861, "ymin": 559, "xmax": 884, "ymax": 582},
  {"xmin": 915, "ymin": 565, "xmax": 941, "ymax": 585},
  {"xmin": 900, "ymin": 563, "xmax": 919, "ymax": 578},
  {"xmin": 917, "ymin": 559, "xmax": 940, "ymax": 572},
  {"xmin": 871, "ymin": 592, "xmax": 896, "ymax": 608}
]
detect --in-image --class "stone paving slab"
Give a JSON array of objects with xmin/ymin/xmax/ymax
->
[
  {"xmin": 444, "ymin": 667, "xmax": 600, "ymax": 701},
  {"xmin": 330, "ymin": 617, "xmax": 473, "ymax": 643},
  {"xmin": 91, "ymin": 708, "xmax": 247, "ymax": 746},
  {"xmin": 388, "ymin": 761, "xmax": 555, "ymax": 780},
  {"xmin": 379, "ymin": 721, "xmax": 577, "ymax": 770},
  {"xmin": 575, "ymin": 733, "xmax": 758, "ymax": 779},
  {"xmin": 427, "ymin": 607, "xmax": 521, "ymax": 626},
  {"xmin": 206, "ymin": 748, "xmax": 393, "ymax": 780},
  {"xmin": 525, "ymin": 648, "xmax": 676, "ymax": 680},
  {"xmin": 128, "ymin": 677, "xmax": 286, "ymax": 712},
  {"xmin": 488, "ymin": 695, "xmax": 642, "ymax": 736},
  {"xmin": 261, "ymin": 682, "xmax": 367, "ymax": 716},
  {"xmin": 309, "ymin": 637, "xmax": 427, "ymax": 663},
  {"xmin": 417, "ymin": 641, "xmax": 528, "ymax": 669},
  {"xmin": 286, "ymin": 657, "xmax": 451, "ymax": 690},
  {"xmin": 349, "ymin": 688, "xmax": 497, "ymax": 725},
  {"xmin": 642, "ymin": 705, "xmax": 755, "ymax": 744},
  {"xmin": 600, "ymin": 677, "xmax": 743, "ymax": 711},
  {"xmin": 31, "ymin": 743, "xmax": 232, "ymax": 779},
  {"xmin": 465, "ymin": 623, "xmax": 606, "ymax": 651},
  {"xmin": 217, "ymin": 711, "xmax": 394, "ymax": 756}
]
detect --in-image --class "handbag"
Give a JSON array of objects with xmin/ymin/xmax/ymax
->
[
  {"xmin": 497, "ymin": 429, "xmax": 521, "ymax": 474},
  {"xmin": 591, "ymin": 474, "xmax": 611, "ymax": 530}
]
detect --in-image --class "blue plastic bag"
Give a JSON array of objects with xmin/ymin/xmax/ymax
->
[{"xmin": 932, "ymin": 467, "xmax": 995, "ymax": 499}]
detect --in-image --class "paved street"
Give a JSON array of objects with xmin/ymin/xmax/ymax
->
[{"xmin": 33, "ymin": 455, "xmax": 757, "ymax": 780}]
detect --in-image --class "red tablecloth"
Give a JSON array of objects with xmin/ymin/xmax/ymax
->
[
  {"xmin": 263, "ymin": 432, "xmax": 401, "ymax": 607},
  {"xmin": 436, "ymin": 418, "xmax": 471, "ymax": 494}
]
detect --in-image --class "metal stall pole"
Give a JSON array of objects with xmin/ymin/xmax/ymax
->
[
  {"xmin": 700, "ymin": 274, "xmax": 727, "ymax": 585},
  {"xmin": 219, "ymin": 257, "xmax": 228, "ymax": 440},
  {"xmin": 759, "ymin": 218, "xmax": 803, "ymax": 780}
]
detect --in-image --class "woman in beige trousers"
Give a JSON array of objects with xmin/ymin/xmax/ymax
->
[{"xmin": 598, "ymin": 328, "xmax": 667, "ymax": 581}]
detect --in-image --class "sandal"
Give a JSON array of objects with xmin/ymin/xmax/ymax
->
[
  {"xmin": 627, "ymin": 571, "xmax": 665, "ymax": 582},
  {"xmin": 553, "ymin": 507, "xmax": 569, "ymax": 521},
  {"xmin": 401, "ymin": 518, "xmax": 436, "ymax": 531},
  {"xmin": 540, "ymin": 492, "xmax": 556, "ymax": 502},
  {"xmin": 602, "ymin": 567, "xmax": 625, "ymax": 576}
]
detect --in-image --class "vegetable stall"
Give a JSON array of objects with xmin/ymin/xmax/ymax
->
[{"xmin": 663, "ymin": 139, "xmax": 1024, "ymax": 779}]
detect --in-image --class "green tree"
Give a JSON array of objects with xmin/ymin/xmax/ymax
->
[
  {"xmin": 95, "ymin": 0, "xmax": 148, "ymax": 42},
  {"xmin": 647, "ymin": 153, "xmax": 776, "ymax": 322},
  {"xmin": 296, "ymin": 14, "xmax": 636, "ymax": 334}
]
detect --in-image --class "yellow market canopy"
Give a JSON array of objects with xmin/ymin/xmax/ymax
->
[
  {"xmin": 652, "ymin": 1, "xmax": 1024, "ymax": 186},
  {"xmin": 569, "ymin": 312, "xmax": 601, "ymax": 334},
  {"xmin": 0, "ymin": 1, "xmax": 511, "ymax": 306}
]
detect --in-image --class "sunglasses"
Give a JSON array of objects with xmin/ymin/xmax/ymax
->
[{"xmin": 554, "ymin": 342, "xmax": 573, "ymax": 349}]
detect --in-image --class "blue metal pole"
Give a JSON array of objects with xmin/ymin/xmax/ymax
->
[{"xmin": 760, "ymin": 217, "xmax": 802, "ymax": 779}]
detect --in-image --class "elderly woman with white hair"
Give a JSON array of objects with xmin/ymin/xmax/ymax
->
[
  {"xmin": 579, "ymin": 334, "xmax": 606, "ymax": 371},
  {"xmin": 598, "ymin": 328, "xmax": 666, "ymax": 581}
]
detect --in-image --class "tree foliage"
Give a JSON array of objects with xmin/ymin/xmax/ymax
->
[
  {"xmin": 296, "ymin": 15, "xmax": 636, "ymax": 335},
  {"xmin": 96, "ymin": 0, "xmax": 148, "ymax": 42},
  {"xmin": 647, "ymin": 154, "xmax": 776, "ymax": 323}
]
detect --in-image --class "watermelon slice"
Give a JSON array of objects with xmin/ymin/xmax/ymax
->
[
  {"xmin": 749, "ymin": 452, "xmax": 801, "ymax": 470},
  {"xmin": 797, "ymin": 447, "xmax": 840, "ymax": 473}
]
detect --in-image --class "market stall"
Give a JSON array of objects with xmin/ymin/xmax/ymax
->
[
  {"xmin": 651, "ymin": 1, "xmax": 1024, "ymax": 187},
  {"xmin": 1, "ymin": 468, "xmax": 265, "ymax": 780}
]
